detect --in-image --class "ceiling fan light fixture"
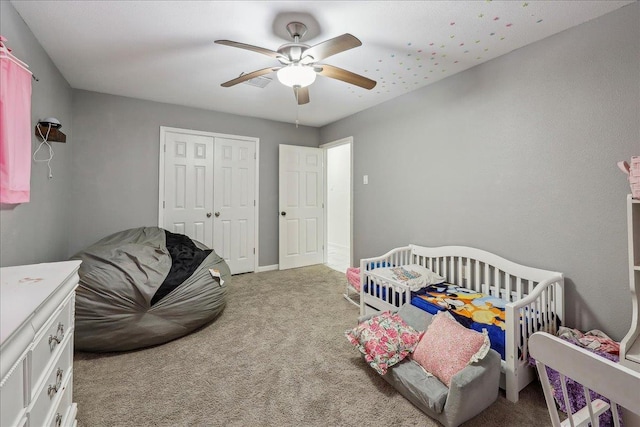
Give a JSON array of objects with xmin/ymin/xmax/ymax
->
[{"xmin": 277, "ymin": 64, "xmax": 316, "ymax": 88}]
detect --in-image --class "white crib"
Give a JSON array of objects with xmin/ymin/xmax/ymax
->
[
  {"xmin": 359, "ymin": 244, "xmax": 564, "ymax": 403},
  {"xmin": 530, "ymin": 331, "xmax": 640, "ymax": 426}
]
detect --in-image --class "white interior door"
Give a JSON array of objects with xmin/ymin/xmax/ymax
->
[
  {"xmin": 161, "ymin": 130, "xmax": 214, "ymax": 247},
  {"xmin": 213, "ymin": 137, "xmax": 256, "ymax": 275},
  {"xmin": 279, "ymin": 144, "xmax": 324, "ymax": 270}
]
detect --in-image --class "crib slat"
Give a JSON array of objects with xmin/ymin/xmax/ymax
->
[{"xmin": 559, "ymin": 374, "xmax": 576, "ymax": 427}]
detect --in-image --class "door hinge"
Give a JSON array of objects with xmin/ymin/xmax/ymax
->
[
  {"xmin": 254, "ymin": 200, "xmax": 256, "ymax": 206},
  {"xmin": 253, "ymin": 248, "xmax": 256, "ymax": 254},
  {"xmin": 322, "ymin": 203, "xmax": 325, "ymax": 209},
  {"xmin": 163, "ymin": 201, "xmax": 165, "ymax": 208},
  {"xmin": 254, "ymin": 152, "xmax": 256, "ymax": 159},
  {"xmin": 163, "ymin": 144, "xmax": 166, "ymax": 153}
]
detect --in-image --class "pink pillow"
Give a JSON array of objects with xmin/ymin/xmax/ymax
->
[
  {"xmin": 411, "ymin": 311, "xmax": 490, "ymax": 387},
  {"xmin": 345, "ymin": 311, "xmax": 421, "ymax": 375}
]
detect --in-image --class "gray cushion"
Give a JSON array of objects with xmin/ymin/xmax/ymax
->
[
  {"xmin": 384, "ymin": 359, "xmax": 448, "ymax": 414},
  {"xmin": 397, "ymin": 303, "xmax": 433, "ymax": 331}
]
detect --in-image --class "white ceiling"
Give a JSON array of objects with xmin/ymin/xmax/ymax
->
[{"xmin": 10, "ymin": 1, "xmax": 634, "ymax": 127}]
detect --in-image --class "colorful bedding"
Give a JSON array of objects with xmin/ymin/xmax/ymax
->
[{"xmin": 411, "ymin": 283, "xmax": 507, "ymax": 359}]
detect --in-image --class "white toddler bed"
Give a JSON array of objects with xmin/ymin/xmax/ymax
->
[{"xmin": 359, "ymin": 244, "xmax": 564, "ymax": 403}]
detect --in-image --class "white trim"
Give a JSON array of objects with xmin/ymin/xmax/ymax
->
[
  {"xmin": 158, "ymin": 126, "xmax": 260, "ymax": 273},
  {"xmin": 320, "ymin": 137, "xmax": 354, "ymax": 270},
  {"xmin": 256, "ymin": 264, "xmax": 278, "ymax": 272}
]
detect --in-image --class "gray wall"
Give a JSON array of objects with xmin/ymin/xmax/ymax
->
[
  {"xmin": 0, "ymin": 1, "xmax": 74, "ymax": 267},
  {"xmin": 320, "ymin": 2, "xmax": 640, "ymax": 340},
  {"xmin": 70, "ymin": 90, "xmax": 320, "ymax": 265}
]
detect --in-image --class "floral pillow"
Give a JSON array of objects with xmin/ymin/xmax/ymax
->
[
  {"xmin": 345, "ymin": 311, "xmax": 422, "ymax": 375},
  {"xmin": 370, "ymin": 264, "xmax": 445, "ymax": 291},
  {"xmin": 411, "ymin": 311, "xmax": 491, "ymax": 387}
]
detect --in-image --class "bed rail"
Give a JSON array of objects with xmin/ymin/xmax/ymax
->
[
  {"xmin": 360, "ymin": 246, "xmax": 412, "ymax": 315},
  {"xmin": 530, "ymin": 332, "xmax": 640, "ymax": 426}
]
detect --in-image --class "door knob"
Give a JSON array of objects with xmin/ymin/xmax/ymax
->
[
  {"xmin": 206, "ymin": 212, "xmax": 212, "ymax": 218},
  {"xmin": 215, "ymin": 212, "xmax": 220, "ymax": 217},
  {"xmin": 281, "ymin": 211, "xmax": 286, "ymax": 216}
]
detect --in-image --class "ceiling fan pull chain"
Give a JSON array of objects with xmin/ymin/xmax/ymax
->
[{"xmin": 295, "ymin": 86, "xmax": 300, "ymax": 128}]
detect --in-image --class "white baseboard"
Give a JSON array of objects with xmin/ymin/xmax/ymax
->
[{"xmin": 256, "ymin": 264, "xmax": 278, "ymax": 272}]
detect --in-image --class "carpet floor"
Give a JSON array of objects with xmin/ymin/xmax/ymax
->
[{"xmin": 73, "ymin": 264, "xmax": 551, "ymax": 426}]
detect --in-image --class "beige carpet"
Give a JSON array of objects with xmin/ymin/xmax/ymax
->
[{"xmin": 74, "ymin": 264, "xmax": 551, "ymax": 426}]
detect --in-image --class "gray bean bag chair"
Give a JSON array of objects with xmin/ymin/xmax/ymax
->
[{"xmin": 71, "ymin": 226, "xmax": 230, "ymax": 352}]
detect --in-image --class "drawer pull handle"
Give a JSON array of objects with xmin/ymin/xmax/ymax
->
[
  {"xmin": 48, "ymin": 368, "xmax": 64, "ymax": 397},
  {"xmin": 48, "ymin": 323, "xmax": 65, "ymax": 349},
  {"xmin": 55, "ymin": 413, "xmax": 63, "ymax": 427}
]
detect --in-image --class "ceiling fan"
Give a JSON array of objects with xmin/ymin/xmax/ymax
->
[{"xmin": 215, "ymin": 22, "xmax": 377, "ymax": 105}]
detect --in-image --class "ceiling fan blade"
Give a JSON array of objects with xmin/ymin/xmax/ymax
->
[
  {"xmin": 294, "ymin": 86, "xmax": 310, "ymax": 105},
  {"xmin": 221, "ymin": 67, "xmax": 281, "ymax": 87},
  {"xmin": 215, "ymin": 40, "xmax": 282, "ymax": 59},
  {"xmin": 302, "ymin": 34, "xmax": 362, "ymax": 63},
  {"xmin": 316, "ymin": 64, "xmax": 377, "ymax": 90}
]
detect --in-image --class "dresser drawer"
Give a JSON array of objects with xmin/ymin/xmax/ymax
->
[
  {"xmin": 46, "ymin": 375, "xmax": 75, "ymax": 427},
  {"xmin": 0, "ymin": 356, "xmax": 27, "ymax": 427},
  {"xmin": 31, "ymin": 295, "xmax": 74, "ymax": 396},
  {"xmin": 28, "ymin": 337, "xmax": 73, "ymax": 427}
]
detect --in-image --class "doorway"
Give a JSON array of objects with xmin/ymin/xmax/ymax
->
[{"xmin": 322, "ymin": 138, "xmax": 352, "ymax": 273}]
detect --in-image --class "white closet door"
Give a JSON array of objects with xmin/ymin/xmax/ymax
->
[
  {"xmin": 213, "ymin": 137, "xmax": 256, "ymax": 275},
  {"xmin": 162, "ymin": 131, "xmax": 214, "ymax": 247}
]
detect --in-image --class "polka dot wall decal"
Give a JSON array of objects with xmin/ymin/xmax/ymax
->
[
  {"xmin": 506, "ymin": 23, "xmax": 512, "ymax": 27},
  {"xmin": 490, "ymin": 32, "xmax": 495, "ymax": 36},
  {"xmin": 440, "ymin": 44, "xmax": 445, "ymax": 48},
  {"xmin": 500, "ymin": 36, "xmax": 505, "ymax": 40},
  {"xmin": 479, "ymin": 13, "xmax": 484, "ymax": 18},
  {"xmin": 450, "ymin": 35, "xmax": 455, "ymax": 39},
  {"xmin": 464, "ymin": 50, "xmax": 469, "ymax": 53},
  {"xmin": 484, "ymin": 48, "xmax": 489, "ymax": 51},
  {"xmin": 494, "ymin": 17, "xmax": 500, "ymax": 21},
  {"xmin": 450, "ymin": 22, "xmax": 455, "ymax": 25},
  {"xmin": 454, "ymin": 60, "xmax": 459, "ymax": 63},
  {"xmin": 475, "ymin": 40, "xmax": 480, "ymax": 43},
  {"xmin": 460, "ymin": 42, "xmax": 464, "ymax": 46},
  {"xmin": 537, "ymin": 19, "xmax": 543, "ymax": 23},
  {"xmin": 407, "ymin": 42, "xmax": 412, "ymax": 46},
  {"xmin": 523, "ymin": 2, "xmax": 529, "ymax": 6},
  {"xmin": 429, "ymin": 42, "xmax": 434, "ymax": 46}
]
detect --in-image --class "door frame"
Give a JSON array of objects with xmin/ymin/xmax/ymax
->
[
  {"xmin": 320, "ymin": 136, "xmax": 353, "ymax": 270},
  {"xmin": 158, "ymin": 126, "xmax": 260, "ymax": 273}
]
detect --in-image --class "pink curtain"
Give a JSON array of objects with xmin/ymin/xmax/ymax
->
[{"xmin": 0, "ymin": 50, "xmax": 33, "ymax": 204}]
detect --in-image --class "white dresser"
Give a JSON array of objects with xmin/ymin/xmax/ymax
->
[{"xmin": 0, "ymin": 260, "xmax": 81, "ymax": 427}]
